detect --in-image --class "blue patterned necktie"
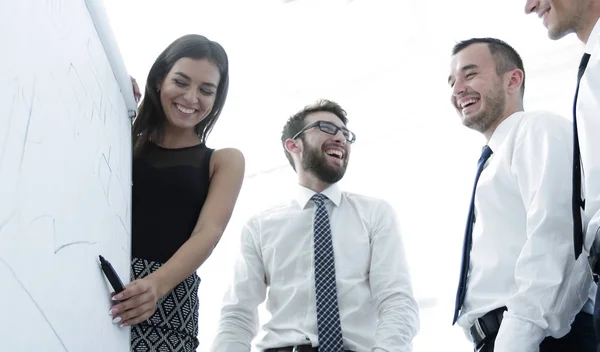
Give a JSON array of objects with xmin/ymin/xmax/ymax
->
[
  {"xmin": 453, "ymin": 145, "xmax": 493, "ymax": 324},
  {"xmin": 311, "ymin": 193, "xmax": 344, "ymax": 352}
]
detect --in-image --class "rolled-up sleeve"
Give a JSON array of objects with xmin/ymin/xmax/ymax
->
[
  {"xmin": 369, "ymin": 201, "xmax": 420, "ymax": 352},
  {"xmin": 211, "ymin": 217, "xmax": 267, "ymax": 352},
  {"xmin": 494, "ymin": 114, "xmax": 592, "ymax": 352}
]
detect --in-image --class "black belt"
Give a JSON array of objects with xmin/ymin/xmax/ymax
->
[
  {"xmin": 265, "ymin": 346, "xmax": 354, "ymax": 352},
  {"xmin": 470, "ymin": 307, "xmax": 507, "ymax": 350}
]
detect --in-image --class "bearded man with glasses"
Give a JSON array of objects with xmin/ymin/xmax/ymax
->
[{"xmin": 211, "ymin": 99, "xmax": 420, "ymax": 352}]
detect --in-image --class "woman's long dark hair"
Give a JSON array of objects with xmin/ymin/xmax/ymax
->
[{"xmin": 132, "ymin": 34, "xmax": 229, "ymax": 156}]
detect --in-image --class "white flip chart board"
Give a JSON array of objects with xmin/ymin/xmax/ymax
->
[{"xmin": 0, "ymin": 0, "xmax": 136, "ymax": 350}]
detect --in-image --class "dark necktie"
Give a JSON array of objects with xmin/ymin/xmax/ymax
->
[
  {"xmin": 573, "ymin": 53, "xmax": 591, "ymax": 259},
  {"xmin": 453, "ymin": 145, "xmax": 493, "ymax": 325},
  {"xmin": 311, "ymin": 194, "xmax": 344, "ymax": 352}
]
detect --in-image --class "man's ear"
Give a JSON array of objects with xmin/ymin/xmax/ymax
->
[
  {"xmin": 285, "ymin": 138, "xmax": 301, "ymax": 155},
  {"xmin": 506, "ymin": 68, "xmax": 524, "ymax": 95}
]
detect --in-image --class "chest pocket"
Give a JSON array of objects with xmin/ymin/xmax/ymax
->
[
  {"xmin": 261, "ymin": 219, "xmax": 313, "ymax": 285},
  {"xmin": 329, "ymin": 215, "xmax": 371, "ymax": 279}
]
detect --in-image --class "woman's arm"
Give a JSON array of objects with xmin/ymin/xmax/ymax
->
[{"xmin": 111, "ymin": 148, "xmax": 245, "ymax": 327}]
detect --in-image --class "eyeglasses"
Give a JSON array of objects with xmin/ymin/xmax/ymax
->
[{"xmin": 292, "ymin": 120, "xmax": 356, "ymax": 144}]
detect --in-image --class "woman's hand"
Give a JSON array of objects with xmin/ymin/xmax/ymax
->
[
  {"xmin": 109, "ymin": 277, "xmax": 162, "ymax": 327},
  {"xmin": 130, "ymin": 76, "xmax": 141, "ymax": 103}
]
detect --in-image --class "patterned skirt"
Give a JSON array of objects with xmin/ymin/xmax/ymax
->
[{"xmin": 130, "ymin": 258, "xmax": 200, "ymax": 352}]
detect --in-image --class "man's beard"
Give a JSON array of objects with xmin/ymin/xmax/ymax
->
[
  {"xmin": 547, "ymin": 1, "xmax": 585, "ymax": 40},
  {"xmin": 301, "ymin": 142, "xmax": 347, "ymax": 184},
  {"xmin": 463, "ymin": 88, "xmax": 506, "ymax": 134}
]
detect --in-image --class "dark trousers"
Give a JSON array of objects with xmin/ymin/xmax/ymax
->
[{"xmin": 478, "ymin": 311, "xmax": 596, "ymax": 352}]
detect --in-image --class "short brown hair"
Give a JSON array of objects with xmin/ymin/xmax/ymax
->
[{"xmin": 280, "ymin": 99, "xmax": 348, "ymax": 170}]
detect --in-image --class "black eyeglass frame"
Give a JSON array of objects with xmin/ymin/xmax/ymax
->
[{"xmin": 291, "ymin": 120, "xmax": 356, "ymax": 144}]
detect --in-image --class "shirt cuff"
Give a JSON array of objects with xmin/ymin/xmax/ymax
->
[
  {"xmin": 586, "ymin": 214, "xmax": 600, "ymax": 253},
  {"xmin": 494, "ymin": 315, "xmax": 545, "ymax": 352}
]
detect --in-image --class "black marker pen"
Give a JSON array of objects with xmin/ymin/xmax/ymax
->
[{"xmin": 99, "ymin": 255, "xmax": 125, "ymax": 294}]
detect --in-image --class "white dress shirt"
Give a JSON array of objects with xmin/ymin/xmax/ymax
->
[
  {"xmin": 212, "ymin": 183, "xmax": 419, "ymax": 352},
  {"xmin": 578, "ymin": 18, "xmax": 600, "ymax": 254},
  {"xmin": 457, "ymin": 111, "xmax": 592, "ymax": 352}
]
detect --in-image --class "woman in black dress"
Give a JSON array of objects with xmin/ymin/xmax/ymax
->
[{"xmin": 109, "ymin": 34, "xmax": 245, "ymax": 351}]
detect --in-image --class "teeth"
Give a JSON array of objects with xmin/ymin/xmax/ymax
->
[
  {"xmin": 326, "ymin": 149, "xmax": 343, "ymax": 158},
  {"xmin": 460, "ymin": 99, "xmax": 478, "ymax": 109},
  {"xmin": 176, "ymin": 103, "xmax": 195, "ymax": 114}
]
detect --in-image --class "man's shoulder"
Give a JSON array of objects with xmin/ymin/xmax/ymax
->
[
  {"xmin": 343, "ymin": 191, "xmax": 384, "ymax": 203},
  {"xmin": 341, "ymin": 191, "xmax": 395, "ymax": 212},
  {"xmin": 518, "ymin": 110, "xmax": 572, "ymax": 135},
  {"xmin": 521, "ymin": 110, "xmax": 569, "ymax": 124},
  {"xmin": 249, "ymin": 198, "xmax": 295, "ymax": 216},
  {"xmin": 243, "ymin": 198, "xmax": 301, "ymax": 228}
]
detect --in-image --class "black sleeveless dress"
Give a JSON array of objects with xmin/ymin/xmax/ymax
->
[{"xmin": 130, "ymin": 142, "xmax": 213, "ymax": 352}]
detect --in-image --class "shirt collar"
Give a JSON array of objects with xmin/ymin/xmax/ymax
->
[
  {"xmin": 585, "ymin": 17, "xmax": 600, "ymax": 54},
  {"xmin": 295, "ymin": 183, "xmax": 342, "ymax": 209},
  {"xmin": 487, "ymin": 111, "xmax": 524, "ymax": 152}
]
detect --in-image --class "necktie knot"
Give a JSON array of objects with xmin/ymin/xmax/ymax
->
[
  {"xmin": 479, "ymin": 145, "xmax": 493, "ymax": 165},
  {"xmin": 312, "ymin": 193, "xmax": 327, "ymax": 206}
]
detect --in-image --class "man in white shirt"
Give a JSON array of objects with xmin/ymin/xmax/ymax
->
[
  {"xmin": 524, "ymin": 0, "xmax": 600, "ymax": 347},
  {"xmin": 448, "ymin": 37, "xmax": 594, "ymax": 352},
  {"xmin": 211, "ymin": 99, "xmax": 419, "ymax": 352}
]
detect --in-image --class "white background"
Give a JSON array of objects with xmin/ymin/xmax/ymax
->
[{"xmin": 103, "ymin": 0, "xmax": 584, "ymax": 350}]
